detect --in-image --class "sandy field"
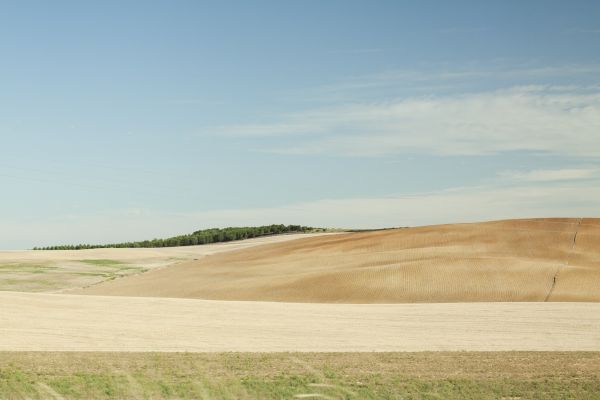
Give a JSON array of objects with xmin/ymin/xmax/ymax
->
[
  {"xmin": 0, "ymin": 233, "xmax": 331, "ymax": 293},
  {"xmin": 76, "ymin": 218, "xmax": 600, "ymax": 302},
  {"xmin": 3, "ymin": 219, "xmax": 600, "ymax": 357},
  {"xmin": 2, "ymin": 292, "xmax": 599, "ymax": 352}
]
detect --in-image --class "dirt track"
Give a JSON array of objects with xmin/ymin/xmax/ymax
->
[
  {"xmin": 2, "ymin": 292, "xmax": 599, "ymax": 352},
  {"xmin": 76, "ymin": 218, "xmax": 600, "ymax": 302}
]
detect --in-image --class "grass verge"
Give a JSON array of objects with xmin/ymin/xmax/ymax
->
[{"xmin": 1, "ymin": 352, "xmax": 599, "ymax": 399}]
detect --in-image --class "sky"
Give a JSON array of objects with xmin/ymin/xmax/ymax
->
[{"xmin": 1, "ymin": 0, "xmax": 600, "ymax": 249}]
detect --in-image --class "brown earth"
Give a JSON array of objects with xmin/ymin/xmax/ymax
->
[{"xmin": 75, "ymin": 218, "xmax": 600, "ymax": 303}]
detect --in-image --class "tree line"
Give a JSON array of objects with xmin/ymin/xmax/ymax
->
[{"xmin": 34, "ymin": 224, "xmax": 322, "ymax": 250}]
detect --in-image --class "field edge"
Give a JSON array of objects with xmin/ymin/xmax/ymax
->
[{"xmin": 2, "ymin": 351, "xmax": 599, "ymax": 399}]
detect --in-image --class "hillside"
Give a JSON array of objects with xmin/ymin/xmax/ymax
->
[
  {"xmin": 0, "ymin": 233, "xmax": 330, "ymax": 293},
  {"xmin": 76, "ymin": 218, "xmax": 600, "ymax": 303}
]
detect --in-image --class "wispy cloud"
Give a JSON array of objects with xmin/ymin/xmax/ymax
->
[
  {"xmin": 312, "ymin": 64, "xmax": 600, "ymax": 96},
  {"xmin": 207, "ymin": 85, "xmax": 600, "ymax": 157},
  {"xmin": 209, "ymin": 120, "xmax": 327, "ymax": 137},
  {"xmin": 5, "ymin": 179, "xmax": 599, "ymax": 249},
  {"xmin": 499, "ymin": 168, "xmax": 598, "ymax": 182}
]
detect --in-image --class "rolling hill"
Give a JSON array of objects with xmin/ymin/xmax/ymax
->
[{"xmin": 75, "ymin": 218, "xmax": 600, "ymax": 302}]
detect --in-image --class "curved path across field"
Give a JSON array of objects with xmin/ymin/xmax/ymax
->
[{"xmin": 76, "ymin": 218, "xmax": 600, "ymax": 303}]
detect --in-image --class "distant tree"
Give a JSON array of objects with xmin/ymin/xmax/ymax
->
[{"xmin": 34, "ymin": 224, "xmax": 322, "ymax": 250}]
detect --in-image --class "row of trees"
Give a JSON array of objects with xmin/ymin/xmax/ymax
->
[{"xmin": 34, "ymin": 224, "xmax": 322, "ymax": 250}]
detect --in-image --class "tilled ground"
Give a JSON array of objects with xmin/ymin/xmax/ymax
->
[{"xmin": 76, "ymin": 218, "xmax": 600, "ymax": 303}]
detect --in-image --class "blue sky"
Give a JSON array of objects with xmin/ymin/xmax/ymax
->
[{"xmin": 1, "ymin": 1, "xmax": 600, "ymax": 249}]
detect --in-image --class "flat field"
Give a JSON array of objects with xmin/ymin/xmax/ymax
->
[{"xmin": 2, "ymin": 292, "xmax": 599, "ymax": 352}]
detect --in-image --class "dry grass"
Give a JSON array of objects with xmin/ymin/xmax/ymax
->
[
  {"xmin": 1, "ymin": 352, "xmax": 600, "ymax": 399},
  {"xmin": 76, "ymin": 218, "xmax": 600, "ymax": 303}
]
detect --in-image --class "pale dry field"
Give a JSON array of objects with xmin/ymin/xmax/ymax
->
[
  {"xmin": 2, "ymin": 292, "xmax": 600, "ymax": 352},
  {"xmin": 3, "ymin": 219, "xmax": 600, "ymax": 356},
  {"xmin": 0, "ymin": 233, "xmax": 330, "ymax": 293},
  {"xmin": 76, "ymin": 218, "xmax": 600, "ymax": 302}
]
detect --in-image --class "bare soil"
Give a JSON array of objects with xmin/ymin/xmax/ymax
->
[{"xmin": 75, "ymin": 218, "xmax": 600, "ymax": 302}]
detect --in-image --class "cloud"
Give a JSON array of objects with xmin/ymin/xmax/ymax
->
[
  {"xmin": 3, "ymin": 180, "xmax": 599, "ymax": 249},
  {"xmin": 313, "ymin": 64, "xmax": 600, "ymax": 95},
  {"xmin": 499, "ymin": 168, "xmax": 598, "ymax": 182},
  {"xmin": 209, "ymin": 85, "xmax": 600, "ymax": 157},
  {"xmin": 173, "ymin": 182, "xmax": 600, "ymax": 229}
]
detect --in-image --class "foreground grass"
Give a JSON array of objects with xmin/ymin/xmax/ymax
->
[{"xmin": 1, "ymin": 352, "xmax": 600, "ymax": 399}]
